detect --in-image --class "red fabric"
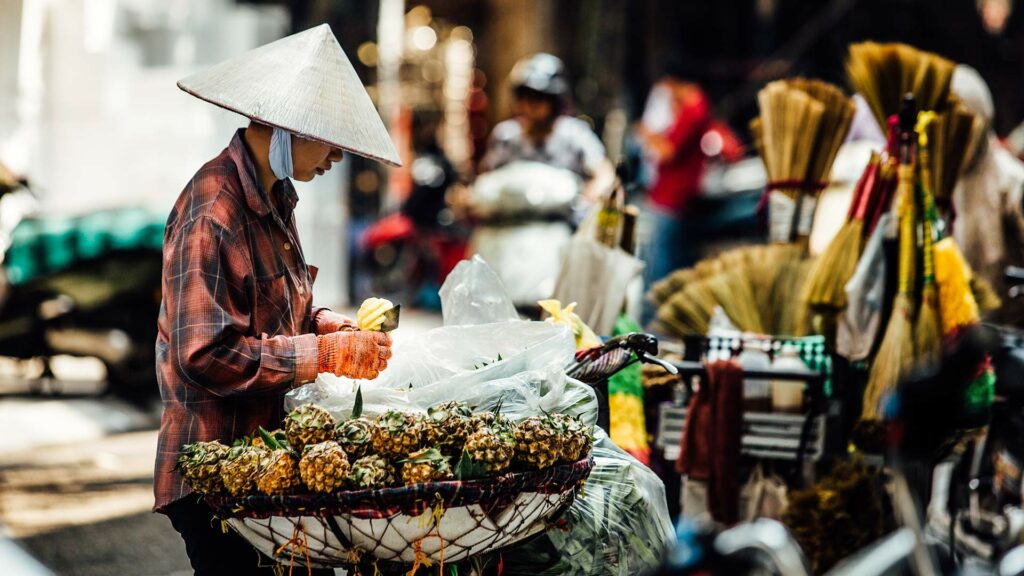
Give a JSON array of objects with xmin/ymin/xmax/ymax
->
[
  {"xmin": 154, "ymin": 129, "xmax": 326, "ymax": 512},
  {"xmin": 677, "ymin": 360, "xmax": 743, "ymax": 524},
  {"xmin": 648, "ymin": 89, "xmax": 712, "ymax": 214}
]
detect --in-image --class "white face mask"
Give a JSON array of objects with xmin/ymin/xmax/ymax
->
[{"xmin": 269, "ymin": 127, "xmax": 294, "ymax": 180}]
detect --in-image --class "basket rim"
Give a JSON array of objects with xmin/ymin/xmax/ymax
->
[{"xmin": 205, "ymin": 457, "xmax": 593, "ymax": 519}]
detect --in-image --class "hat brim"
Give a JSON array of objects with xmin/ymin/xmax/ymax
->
[{"xmin": 178, "ymin": 82, "xmax": 403, "ymax": 168}]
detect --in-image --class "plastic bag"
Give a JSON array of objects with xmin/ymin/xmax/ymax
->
[
  {"xmin": 287, "ymin": 320, "xmax": 599, "ymax": 425},
  {"xmin": 502, "ymin": 430, "xmax": 675, "ymax": 576},
  {"xmin": 470, "ymin": 221, "xmax": 572, "ymax": 306},
  {"xmin": 471, "ymin": 161, "xmax": 581, "ymax": 219},
  {"xmin": 438, "ymin": 255, "xmax": 518, "ymax": 327},
  {"xmin": 288, "ymin": 258, "xmax": 597, "ymax": 424}
]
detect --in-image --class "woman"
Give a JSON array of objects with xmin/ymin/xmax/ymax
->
[
  {"xmin": 473, "ymin": 54, "xmax": 615, "ymax": 308},
  {"xmin": 482, "ymin": 53, "xmax": 615, "ymax": 199},
  {"xmin": 154, "ymin": 25, "xmax": 400, "ymax": 574}
]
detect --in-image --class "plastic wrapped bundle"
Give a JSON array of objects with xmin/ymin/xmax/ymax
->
[{"xmin": 501, "ymin": 431, "xmax": 674, "ymax": 576}]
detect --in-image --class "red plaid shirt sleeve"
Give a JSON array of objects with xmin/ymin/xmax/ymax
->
[{"xmin": 164, "ymin": 216, "xmax": 318, "ymax": 396}]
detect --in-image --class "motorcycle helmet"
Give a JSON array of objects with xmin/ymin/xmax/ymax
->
[{"xmin": 509, "ymin": 53, "xmax": 568, "ymax": 98}]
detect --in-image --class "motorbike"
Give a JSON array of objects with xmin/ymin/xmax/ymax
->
[
  {"xmin": 467, "ymin": 161, "xmax": 582, "ymax": 311},
  {"xmin": 0, "ymin": 178, "xmax": 163, "ymax": 405}
]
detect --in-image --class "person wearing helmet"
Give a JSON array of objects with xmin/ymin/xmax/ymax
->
[
  {"xmin": 482, "ymin": 53, "xmax": 616, "ymax": 200},
  {"xmin": 156, "ymin": 25, "xmax": 398, "ymax": 574}
]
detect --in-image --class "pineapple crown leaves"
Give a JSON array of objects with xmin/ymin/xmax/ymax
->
[
  {"xmin": 379, "ymin": 410, "xmax": 414, "ymax": 433},
  {"xmin": 351, "ymin": 385, "xmax": 363, "ymax": 419},
  {"xmin": 258, "ymin": 426, "xmax": 296, "ymax": 455},
  {"xmin": 287, "ymin": 404, "xmax": 334, "ymax": 429},
  {"xmin": 454, "ymin": 450, "xmax": 489, "ymax": 481},
  {"xmin": 427, "ymin": 400, "xmax": 472, "ymax": 422},
  {"xmin": 399, "ymin": 448, "xmax": 451, "ymax": 471},
  {"xmin": 175, "ymin": 441, "xmax": 227, "ymax": 470},
  {"xmin": 472, "ymin": 354, "xmax": 504, "ymax": 371}
]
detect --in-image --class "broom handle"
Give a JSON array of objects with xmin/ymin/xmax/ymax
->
[
  {"xmin": 897, "ymin": 165, "xmax": 916, "ymax": 296},
  {"xmin": 917, "ymin": 112, "xmax": 938, "ymax": 287},
  {"xmin": 853, "ymin": 155, "xmax": 881, "ymax": 221}
]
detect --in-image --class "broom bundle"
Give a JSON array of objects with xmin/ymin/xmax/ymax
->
[
  {"xmin": 922, "ymin": 97, "xmax": 985, "ymax": 203},
  {"xmin": 846, "ymin": 42, "xmax": 956, "ymax": 133},
  {"xmin": 862, "ymin": 162, "xmax": 917, "ymax": 421},
  {"xmin": 755, "ymin": 79, "xmax": 855, "ymax": 245},
  {"xmin": 803, "ymin": 152, "xmax": 883, "ymax": 311}
]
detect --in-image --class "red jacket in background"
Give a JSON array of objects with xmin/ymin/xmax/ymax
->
[{"xmin": 648, "ymin": 88, "xmax": 713, "ymax": 214}]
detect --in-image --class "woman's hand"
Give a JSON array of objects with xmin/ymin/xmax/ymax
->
[{"xmin": 316, "ymin": 331, "xmax": 392, "ymax": 380}]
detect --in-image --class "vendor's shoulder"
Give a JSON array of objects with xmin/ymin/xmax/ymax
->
[{"xmin": 171, "ymin": 155, "xmax": 247, "ymax": 233}]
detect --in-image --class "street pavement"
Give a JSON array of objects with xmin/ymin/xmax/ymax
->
[{"xmin": 0, "ymin": 307, "xmax": 444, "ymax": 575}]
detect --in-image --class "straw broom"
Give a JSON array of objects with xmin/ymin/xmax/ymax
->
[
  {"xmin": 803, "ymin": 152, "xmax": 882, "ymax": 311},
  {"xmin": 863, "ymin": 163, "xmax": 917, "ymax": 421},
  {"xmin": 847, "ymin": 42, "xmax": 955, "ymax": 133}
]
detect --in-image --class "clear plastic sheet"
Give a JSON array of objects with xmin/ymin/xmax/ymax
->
[
  {"xmin": 287, "ymin": 257, "xmax": 595, "ymax": 423},
  {"xmin": 502, "ymin": 430, "xmax": 675, "ymax": 576},
  {"xmin": 438, "ymin": 255, "xmax": 519, "ymax": 327}
]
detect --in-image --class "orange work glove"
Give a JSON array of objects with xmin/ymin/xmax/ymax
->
[
  {"xmin": 317, "ymin": 331, "xmax": 392, "ymax": 380},
  {"xmin": 313, "ymin": 309, "xmax": 356, "ymax": 335}
]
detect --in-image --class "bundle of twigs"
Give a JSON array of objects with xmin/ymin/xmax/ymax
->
[{"xmin": 847, "ymin": 42, "xmax": 955, "ymax": 133}]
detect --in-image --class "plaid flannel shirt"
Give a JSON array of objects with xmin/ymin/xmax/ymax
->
[{"xmin": 154, "ymin": 129, "xmax": 330, "ymax": 512}]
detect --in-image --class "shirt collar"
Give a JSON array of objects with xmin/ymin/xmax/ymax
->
[{"xmin": 228, "ymin": 129, "xmax": 299, "ymax": 218}]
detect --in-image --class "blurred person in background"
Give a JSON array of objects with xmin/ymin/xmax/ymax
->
[
  {"xmin": 481, "ymin": 53, "xmax": 616, "ymax": 200},
  {"xmin": 950, "ymin": 64, "xmax": 1024, "ymax": 323},
  {"xmin": 469, "ymin": 53, "xmax": 615, "ymax": 311},
  {"xmin": 156, "ymin": 26, "xmax": 396, "ymax": 575},
  {"xmin": 634, "ymin": 58, "xmax": 720, "ymax": 310}
]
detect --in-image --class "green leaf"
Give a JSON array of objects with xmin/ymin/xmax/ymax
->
[
  {"xmin": 351, "ymin": 385, "xmax": 363, "ymax": 419},
  {"xmin": 258, "ymin": 426, "xmax": 282, "ymax": 451},
  {"xmin": 399, "ymin": 448, "xmax": 446, "ymax": 465},
  {"xmin": 453, "ymin": 450, "xmax": 488, "ymax": 480}
]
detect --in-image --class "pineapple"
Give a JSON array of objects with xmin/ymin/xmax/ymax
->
[
  {"xmin": 551, "ymin": 413, "xmax": 592, "ymax": 463},
  {"xmin": 255, "ymin": 428, "xmax": 301, "ymax": 495},
  {"xmin": 335, "ymin": 417, "xmax": 376, "ymax": 459},
  {"xmin": 400, "ymin": 448, "xmax": 453, "ymax": 485},
  {"xmin": 285, "ymin": 404, "xmax": 336, "ymax": 452},
  {"xmin": 514, "ymin": 415, "xmax": 562, "ymax": 470},
  {"xmin": 425, "ymin": 401, "xmax": 473, "ymax": 455},
  {"xmin": 177, "ymin": 441, "xmax": 230, "ymax": 495},
  {"xmin": 464, "ymin": 423, "xmax": 515, "ymax": 474},
  {"xmin": 372, "ymin": 410, "xmax": 423, "ymax": 458},
  {"xmin": 334, "ymin": 385, "xmax": 376, "ymax": 459},
  {"xmin": 299, "ymin": 441, "xmax": 351, "ymax": 493},
  {"xmin": 220, "ymin": 440, "xmax": 265, "ymax": 496},
  {"xmin": 347, "ymin": 455, "xmax": 395, "ymax": 490}
]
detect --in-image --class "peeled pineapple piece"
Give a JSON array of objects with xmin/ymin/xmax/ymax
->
[{"xmin": 357, "ymin": 297, "xmax": 395, "ymax": 331}]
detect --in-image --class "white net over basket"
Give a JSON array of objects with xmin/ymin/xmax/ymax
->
[
  {"xmin": 206, "ymin": 458, "xmax": 592, "ymax": 569},
  {"xmin": 225, "ymin": 490, "xmax": 572, "ymax": 568}
]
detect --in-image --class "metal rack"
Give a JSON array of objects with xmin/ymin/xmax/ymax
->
[{"xmin": 655, "ymin": 358, "xmax": 831, "ymax": 474}]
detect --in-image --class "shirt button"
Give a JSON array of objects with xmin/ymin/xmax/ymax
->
[{"xmin": 284, "ymin": 242, "xmax": 292, "ymax": 251}]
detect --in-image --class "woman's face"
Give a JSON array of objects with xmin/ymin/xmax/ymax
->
[
  {"xmin": 515, "ymin": 91, "xmax": 555, "ymax": 126},
  {"xmin": 291, "ymin": 137, "xmax": 344, "ymax": 182}
]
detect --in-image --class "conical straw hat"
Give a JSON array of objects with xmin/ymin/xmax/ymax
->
[{"xmin": 178, "ymin": 24, "xmax": 401, "ymax": 167}]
